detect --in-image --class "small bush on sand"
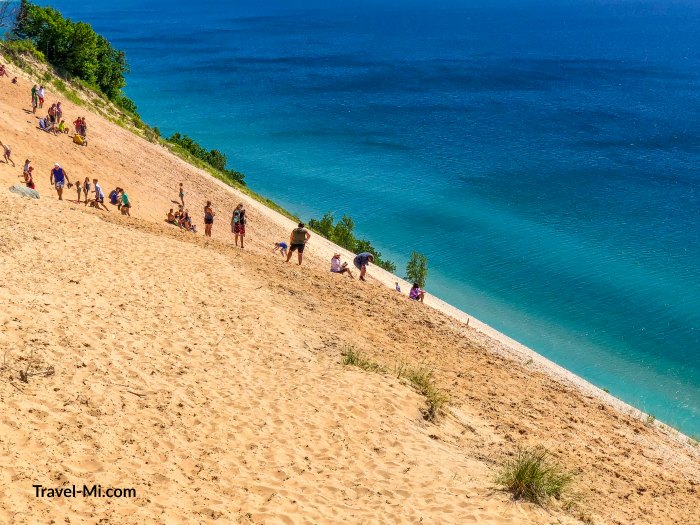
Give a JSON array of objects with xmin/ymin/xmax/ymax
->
[
  {"xmin": 395, "ymin": 364, "xmax": 448, "ymax": 421},
  {"xmin": 342, "ymin": 348, "xmax": 385, "ymax": 373},
  {"xmin": 496, "ymin": 446, "xmax": 574, "ymax": 505}
]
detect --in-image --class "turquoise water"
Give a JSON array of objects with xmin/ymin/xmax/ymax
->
[{"xmin": 45, "ymin": 0, "xmax": 699, "ymax": 435}]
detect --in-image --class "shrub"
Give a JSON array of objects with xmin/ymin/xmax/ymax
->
[
  {"xmin": 405, "ymin": 251, "xmax": 428, "ymax": 288},
  {"xmin": 496, "ymin": 446, "xmax": 574, "ymax": 505},
  {"xmin": 342, "ymin": 348, "xmax": 385, "ymax": 373},
  {"xmin": 168, "ymin": 132, "xmax": 245, "ymax": 185},
  {"xmin": 395, "ymin": 364, "xmax": 448, "ymax": 421}
]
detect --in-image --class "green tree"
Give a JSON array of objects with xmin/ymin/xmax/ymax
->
[
  {"xmin": 14, "ymin": 1, "xmax": 131, "ymax": 105},
  {"xmin": 333, "ymin": 215, "xmax": 356, "ymax": 251},
  {"xmin": 308, "ymin": 212, "xmax": 336, "ymax": 239},
  {"xmin": 406, "ymin": 251, "xmax": 428, "ymax": 288}
]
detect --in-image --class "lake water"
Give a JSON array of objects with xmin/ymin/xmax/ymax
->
[{"xmin": 45, "ymin": 0, "xmax": 700, "ymax": 435}]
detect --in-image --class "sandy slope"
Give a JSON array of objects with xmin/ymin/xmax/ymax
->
[{"xmin": 0, "ymin": 60, "xmax": 698, "ymax": 525}]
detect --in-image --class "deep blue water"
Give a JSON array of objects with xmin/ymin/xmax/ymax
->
[{"xmin": 45, "ymin": 0, "xmax": 699, "ymax": 435}]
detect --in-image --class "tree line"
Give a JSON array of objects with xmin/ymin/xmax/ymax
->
[{"xmin": 309, "ymin": 212, "xmax": 429, "ymax": 287}]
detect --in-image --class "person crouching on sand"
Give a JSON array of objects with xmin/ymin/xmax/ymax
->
[
  {"xmin": 331, "ymin": 253, "xmax": 354, "ymax": 278},
  {"xmin": 353, "ymin": 252, "xmax": 374, "ymax": 281},
  {"xmin": 273, "ymin": 241, "xmax": 288, "ymax": 258},
  {"xmin": 286, "ymin": 223, "xmax": 311, "ymax": 265},
  {"xmin": 409, "ymin": 283, "xmax": 426, "ymax": 303}
]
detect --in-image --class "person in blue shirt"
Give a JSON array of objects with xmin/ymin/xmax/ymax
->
[
  {"xmin": 50, "ymin": 163, "xmax": 70, "ymax": 200},
  {"xmin": 273, "ymin": 241, "xmax": 288, "ymax": 258},
  {"xmin": 353, "ymin": 252, "xmax": 374, "ymax": 281}
]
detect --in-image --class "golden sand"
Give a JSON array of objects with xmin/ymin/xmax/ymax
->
[{"xmin": 0, "ymin": 60, "xmax": 698, "ymax": 525}]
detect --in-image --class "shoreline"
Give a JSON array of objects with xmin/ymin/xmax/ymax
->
[
  {"xmin": 3, "ymin": 48, "xmax": 691, "ymax": 443},
  {"xmin": 184, "ymin": 153, "xmax": 694, "ymax": 444}
]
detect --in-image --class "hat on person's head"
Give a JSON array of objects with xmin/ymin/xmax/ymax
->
[
  {"xmin": 54, "ymin": 162, "xmax": 60, "ymax": 167},
  {"xmin": 334, "ymin": 253, "xmax": 341, "ymax": 257}
]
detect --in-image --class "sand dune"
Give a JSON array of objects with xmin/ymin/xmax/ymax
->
[{"xmin": 0, "ymin": 59, "xmax": 698, "ymax": 525}]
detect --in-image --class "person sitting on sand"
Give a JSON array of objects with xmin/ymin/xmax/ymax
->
[
  {"xmin": 285, "ymin": 223, "xmax": 311, "ymax": 265},
  {"xmin": 273, "ymin": 241, "xmax": 288, "ymax": 257},
  {"xmin": 353, "ymin": 252, "xmax": 374, "ymax": 281},
  {"xmin": 204, "ymin": 201, "xmax": 215, "ymax": 237},
  {"xmin": 331, "ymin": 253, "xmax": 354, "ymax": 278},
  {"xmin": 109, "ymin": 188, "xmax": 120, "ymax": 206},
  {"xmin": 57, "ymin": 119, "xmax": 68, "ymax": 134},
  {"xmin": 121, "ymin": 190, "xmax": 131, "ymax": 216},
  {"xmin": 48, "ymin": 103, "xmax": 57, "ymax": 124},
  {"xmin": 409, "ymin": 283, "xmax": 426, "ymax": 303},
  {"xmin": 50, "ymin": 163, "xmax": 70, "ymax": 200},
  {"xmin": 1, "ymin": 141, "xmax": 15, "ymax": 166},
  {"xmin": 167, "ymin": 209, "xmax": 177, "ymax": 224}
]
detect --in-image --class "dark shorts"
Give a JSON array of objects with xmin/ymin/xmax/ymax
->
[
  {"xmin": 290, "ymin": 243, "xmax": 305, "ymax": 253},
  {"xmin": 353, "ymin": 258, "xmax": 366, "ymax": 270},
  {"xmin": 234, "ymin": 223, "xmax": 245, "ymax": 235},
  {"xmin": 204, "ymin": 218, "xmax": 213, "ymax": 225}
]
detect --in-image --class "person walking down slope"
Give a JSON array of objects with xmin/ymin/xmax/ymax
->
[
  {"xmin": 0, "ymin": 141, "xmax": 15, "ymax": 167},
  {"xmin": 286, "ymin": 223, "xmax": 311, "ymax": 265},
  {"xmin": 231, "ymin": 203, "xmax": 247, "ymax": 248},
  {"xmin": 353, "ymin": 252, "xmax": 374, "ymax": 282},
  {"xmin": 50, "ymin": 163, "xmax": 70, "ymax": 200},
  {"xmin": 179, "ymin": 183, "xmax": 185, "ymax": 206},
  {"xmin": 204, "ymin": 201, "xmax": 215, "ymax": 237}
]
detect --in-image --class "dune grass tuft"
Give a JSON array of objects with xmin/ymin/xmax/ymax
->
[
  {"xmin": 342, "ymin": 348, "xmax": 385, "ymax": 373},
  {"xmin": 496, "ymin": 446, "xmax": 574, "ymax": 505},
  {"xmin": 395, "ymin": 363, "xmax": 448, "ymax": 421}
]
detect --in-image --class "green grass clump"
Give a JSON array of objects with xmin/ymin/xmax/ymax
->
[
  {"xmin": 496, "ymin": 446, "xmax": 574, "ymax": 505},
  {"xmin": 342, "ymin": 348, "xmax": 385, "ymax": 373},
  {"xmin": 395, "ymin": 363, "xmax": 448, "ymax": 421}
]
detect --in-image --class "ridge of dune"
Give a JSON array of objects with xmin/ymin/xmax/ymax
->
[{"xmin": 1, "ymin": 58, "xmax": 699, "ymax": 525}]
